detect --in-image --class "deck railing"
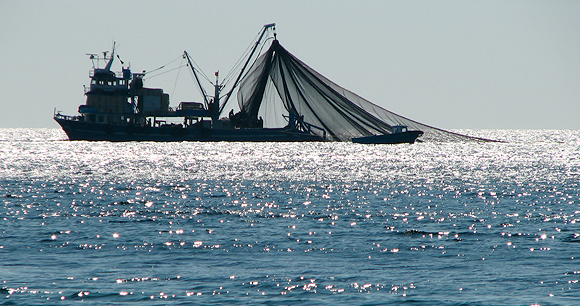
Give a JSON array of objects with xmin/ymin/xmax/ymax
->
[
  {"xmin": 54, "ymin": 112, "xmax": 82, "ymax": 122},
  {"xmin": 303, "ymin": 121, "xmax": 327, "ymax": 140}
]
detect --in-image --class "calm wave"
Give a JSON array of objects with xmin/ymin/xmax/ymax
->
[{"xmin": 1, "ymin": 129, "xmax": 579, "ymax": 305}]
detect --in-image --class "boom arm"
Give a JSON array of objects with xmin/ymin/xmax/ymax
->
[
  {"xmin": 184, "ymin": 50, "xmax": 210, "ymax": 109},
  {"xmin": 219, "ymin": 23, "xmax": 276, "ymax": 114}
]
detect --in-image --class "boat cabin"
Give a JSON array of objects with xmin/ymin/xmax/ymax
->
[
  {"xmin": 391, "ymin": 125, "xmax": 408, "ymax": 134},
  {"xmin": 79, "ymin": 50, "xmax": 172, "ymax": 125}
]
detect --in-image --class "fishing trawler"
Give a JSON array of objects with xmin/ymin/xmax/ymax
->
[
  {"xmin": 54, "ymin": 25, "xmax": 326, "ymax": 142},
  {"xmin": 54, "ymin": 24, "xmax": 440, "ymax": 143}
]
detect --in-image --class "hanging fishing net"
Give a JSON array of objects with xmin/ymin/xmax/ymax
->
[{"xmin": 235, "ymin": 40, "xmax": 495, "ymax": 142}]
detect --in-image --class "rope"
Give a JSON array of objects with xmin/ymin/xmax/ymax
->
[
  {"xmin": 143, "ymin": 56, "xmax": 182, "ymax": 75},
  {"xmin": 222, "ymin": 30, "xmax": 264, "ymax": 86},
  {"xmin": 170, "ymin": 57, "xmax": 184, "ymax": 98},
  {"xmin": 144, "ymin": 65, "xmax": 187, "ymax": 80}
]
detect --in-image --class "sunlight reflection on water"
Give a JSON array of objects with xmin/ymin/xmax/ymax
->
[{"xmin": 1, "ymin": 129, "xmax": 579, "ymax": 305}]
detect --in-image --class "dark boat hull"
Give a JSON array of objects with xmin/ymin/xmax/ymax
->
[
  {"xmin": 352, "ymin": 131, "xmax": 423, "ymax": 144},
  {"xmin": 55, "ymin": 118, "xmax": 324, "ymax": 142}
]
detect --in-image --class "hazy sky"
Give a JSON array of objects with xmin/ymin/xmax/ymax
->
[{"xmin": 1, "ymin": 0, "xmax": 579, "ymax": 129}]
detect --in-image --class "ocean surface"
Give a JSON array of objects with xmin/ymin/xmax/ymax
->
[{"xmin": 1, "ymin": 128, "xmax": 579, "ymax": 305}]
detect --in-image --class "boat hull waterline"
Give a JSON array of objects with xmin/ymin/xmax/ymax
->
[
  {"xmin": 55, "ymin": 118, "xmax": 323, "ymax": 142},
  {"xmin": 352, "ymin": 130, "xmax": 424, "ymax": 144}
]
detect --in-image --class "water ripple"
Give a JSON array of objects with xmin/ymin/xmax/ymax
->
[{"xmin": 1, "ymin": 129, "xmax": 579, "ymax": 305}]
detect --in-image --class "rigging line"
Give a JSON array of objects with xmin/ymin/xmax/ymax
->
[
  {"xmin": 186, "ymin": 64, "xmax": 212, "ymax": 102},
  {"xmin": 170, "ymin": 57, "xmax": 185, "ymax": 98},
  {"xmin": 219, "ymin": 40, "xmax": 273, "ymax": 106},
  {"xmin": 219, "ymin": 28, "xmax": 277, "ymax": 114},
  {"xmin": 222, "ymin": 27, "xmax": 275, "ymax": 87},
  {"xmin": 223, "ymin": 45, "xmax": 252, "ymax": 79},
  {"xmin": 222, "ymin": 39, "xmax": 268, "ymax": 86},
  {"xmin": 222, "ymin": 30, "xmax": 264, "ymax": 84},
  {"xmin": 186, "ymin": 57, "xmax": 213, "ymax": 85},
  {"xmin": 143, "ymin": 65, "xmax": 187, "ymax": 80},
  {"xmin": 144, "ymin": 56, "xmax": 183, "ymax": 75},
  {"xmin": 222, "ymin": 46, "xmax": 253, "ymax": 82},
  {"xmin": 222, "ymin": 36, "xmax": 275, "ymax": 89}
]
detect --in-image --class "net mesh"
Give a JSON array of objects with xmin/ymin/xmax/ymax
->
[{"xmin": 236, "ymin": 40, "xmax": 495, "ymax": 142}]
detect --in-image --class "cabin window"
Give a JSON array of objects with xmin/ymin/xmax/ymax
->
[{"xmin": 98, "ymin": 116, "xmax": 104, "ymax": 123}]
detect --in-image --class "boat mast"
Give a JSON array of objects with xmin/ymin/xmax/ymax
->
[
  {"xmin": 212, "ymin": 71, "xmax": 220, "ymax": 123},
  {"xmin": 104, "ymin": 42, "xmax": 116, "ymax": 71},
  {"xmin": 219, "ymin": 23, "xmax": 276, "ymax": 114}
]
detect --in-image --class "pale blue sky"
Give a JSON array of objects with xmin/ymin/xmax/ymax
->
[{"xmin": 1, "ymin": 0, "xmax": 579, "ymax": 129}]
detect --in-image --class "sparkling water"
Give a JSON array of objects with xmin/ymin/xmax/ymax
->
[{"xmin": 1, "ymin": 129, "xmax": 579, "ymax": 305}]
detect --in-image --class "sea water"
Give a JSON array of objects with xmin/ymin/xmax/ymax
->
[{"xmin": 1, "ymin": 128, "xmax": 579, "ymax": 305}]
